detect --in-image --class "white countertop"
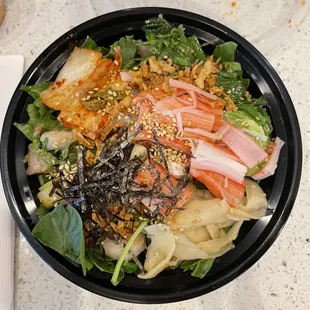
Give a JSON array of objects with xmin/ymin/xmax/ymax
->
[{"xmin": 1, "ymin": 1, "xmax": 310, "ymax": 309}]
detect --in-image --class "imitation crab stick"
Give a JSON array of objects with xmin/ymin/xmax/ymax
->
[
  {"xmin": 136, "ymin": 161, "xmax": 193, "ymax": 217},
  {"xmin": 191, "ymin": 140, "xmax": 247, "ymax": 184},
  {"xmin": 190, "ymin": 168, "xmax": 245, "ymax": 207},
  {"xmin": 218, "ymin": 122, "xmax": 268, "ymax": 168},
  {"xmin": 169, "ymin": 79, "xmax": 217, "ymax": 105},
  {"xmin": 154, "ymin": 98, "xmax": 215, "ymax": 132}
]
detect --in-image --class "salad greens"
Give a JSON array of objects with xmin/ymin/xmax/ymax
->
[
  {"xmin": 142, "ymin": 15, "xmax": 205, "ymax": 68},
  {"xmin": 14, "ymin": 82, "xmax": 60, "ymax": 141},
  {"xmin": 82, "ymin": 35, "xmax": 142, "ymax": 70},
  {"xmin": 87, "ymin": 249, "xmax": 138, "ymax": 285},
  {"xmin": 32, "ymin": 205, "xmax": 87, "ymax": 276},
  {"xmin": 180, "ymin": 259, "xmax": 215, "ymax": 279},
  {"xmin": 213, "ymin": 41, "xmax": 272, "ymax": 149},
  {"xmin": 16, "ymin": 15, "xmax": 274, "ymax": 285},
  {"xmin": 82, "ymin": 15, "xmax": 205, "ymax": 69}
]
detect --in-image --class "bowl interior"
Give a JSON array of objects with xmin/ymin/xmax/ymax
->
[{"xmin": 1, "ymin": 8, "xmax": 302, "ymax": 303}]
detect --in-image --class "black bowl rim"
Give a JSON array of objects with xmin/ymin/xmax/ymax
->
[{"xmin": 0, "ymin": 7, "xmax": 302, "ymax": 304}]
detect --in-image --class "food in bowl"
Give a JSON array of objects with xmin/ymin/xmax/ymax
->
[{"xmin": 15, "ymin": 15, "xmax": 284, "ymax": 286}]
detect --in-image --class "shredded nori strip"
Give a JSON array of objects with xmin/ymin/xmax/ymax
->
[{"xmin": 53, "ymin": 123, "xmax": 190, "ymax": 250}]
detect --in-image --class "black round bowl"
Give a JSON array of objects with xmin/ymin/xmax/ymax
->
[{"xmin": 0, "ymin": 7, "xmax": 302, "ymax": 304}]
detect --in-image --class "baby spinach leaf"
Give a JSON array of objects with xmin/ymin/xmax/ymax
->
[
  {"xmin": 32, "ymin": 205, "xmax": 87, "ymax": 276},
  {"xmin": 35, "ymin": 206, "xmax": 53, "ymax": 220},
  {"xmin": 213, "ymin": 42, "xmax": 237, "ymax": 63},
  {"xmin": 86, "ymin": 248, "xmax": 139, "ymax": 285},
  {"xmin": 81, "ymin": 36, "xmax": 110, "ymax": 55},
  {"xmin": 180, "ymin": 258, "xmax": 215, "ymax": 279},
  {"xmin": 122, "ymin": 261, "xmax": 139, "ymax": 274},
  {"xmin": 118, "ymin": 36, "xmax": 141, "ymax": 70}
]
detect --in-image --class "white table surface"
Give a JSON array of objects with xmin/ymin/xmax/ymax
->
[{"xmin": 1, "ymin": 1, "xmax": 310, "ymax": 309}]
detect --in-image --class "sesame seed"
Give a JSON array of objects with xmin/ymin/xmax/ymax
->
[
  {"xmin": 188, "ymin": 98, "xmax": 193, "ymax": 102},
  {"xmin": 155, "ymin": 251, "xmax": 160, "ymax": 256},
  {"xmin": 55, "ymin": 101, "xmax": 60, "ymax": 105},
  {"xmin": 75, "ymin": 93, "xmax": 80, "ymax": 97},
  {"xmin": 154, "ymin": 87, "xmax": 159, "ymax": 91},
  {"xmin": 88, "ymin": 91, "xmax": 94, "ymax": 94},
  {"xmin": 81, "ymin": 98, "xmax": 87, "ymax": 101},
  {"xmin": 133, "ymin": 66, "xmax": 138, "ymax": 71},
  {"xmin": 67, "ymin": 118, "xmax": 72, "ymax": 122},
  {"xmin": 174, "ymin": 235, "xmax": 179, "ymax": 240},
  {"xmin": 147, "ymin": 135, "xmax": 152, "ymax": 138},
  {"xmin": 114, "ymin": 60, "xmax": 119, "ymax": 65},
  {"xmin": 94, "ymin": 88, "xmax": 99, "ymax": 91},
  {"xmin": 86, "ymin": 95, "xmax": 91, "ymax": 100}
]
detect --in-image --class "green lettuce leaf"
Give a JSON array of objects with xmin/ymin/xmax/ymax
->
[
  {"xmin": 224, "ymin": 95, "xmax": 273, "ymax": 149},
  {"xmin": 246, "ymin": 157, "xmax": 269, "ymax": 176},
  {"xmin": 32, "ymin": 205, "xmax": 87, "ymax": 276},
  {"xmin": 180, "ymin": 258, "xmax": 215, "ymax": 279},
  {"xmin": 15, "ymin": 82, "xmax": 60, "ymax": 141}
]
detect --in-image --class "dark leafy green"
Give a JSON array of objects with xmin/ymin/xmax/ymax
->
[
  {"xmin": 32, "ymin": 205, "xmax": 87, "ymax": 276},
  {"xmin": 82, "ymin": 35, "xmax": 141, "ymax": 70},
  {"xmin": 143, "ymin": 15, "xmax": 206, "ymax": 68},
  {"xmin": 86, "ymin": 248, "xmax": 138, "ymax": 286},
  {"xmin": 15, "ymin": 82, "xmax": 60, "ymax": 141},
  {"xmin": 215, "ymin": 66, "xmax": 249, "ymax": 102},
  {"xmin": 60, "ymin": 142, "xmax": 78, "ymax": 164},
  {"xmin": 122, "ymin": 261, "xmax": 139, "ymax": 273},
  {"xmin": 84, "ymin": 252, "xmax": 95, "ymax": 271},
  {"xmin": 180, "ymin": 258, "xmax": 215, "ymax": 279},
  {"xmin": 213, "ymin": 42, "xmax": 250, "ymax": 102},
  {"xmin": 213, "ymin": 42, "xmax": 237, "ymax": 63},
  {"xmin": 81, "ymin": 36, "xmax": 110, "ymax": 55},
  {"xmin": 118, "ymin": 36, "xmax": 142, "ymax": 69},
  {"xmin": 35, "ymin": 206, "xmax": 53, "ymax": 220}
]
